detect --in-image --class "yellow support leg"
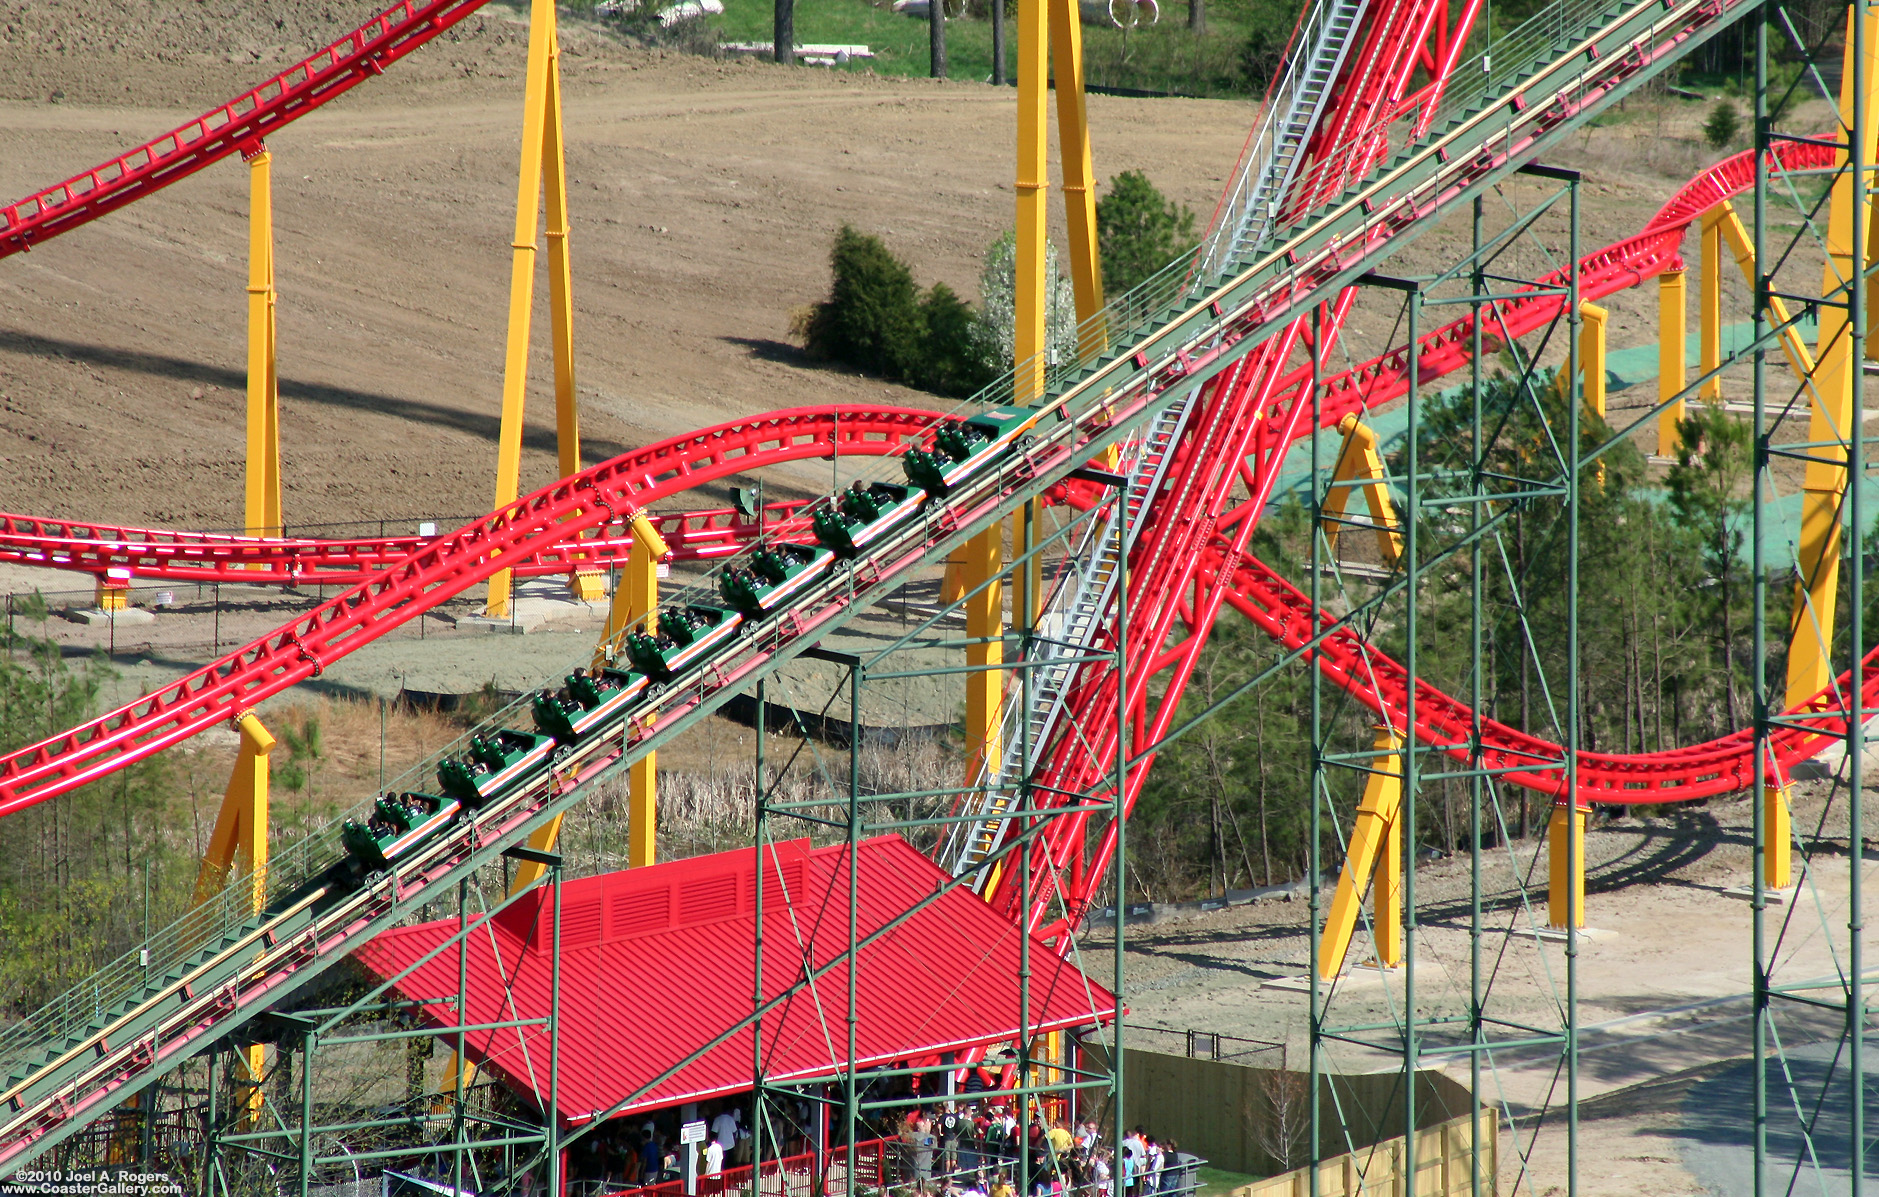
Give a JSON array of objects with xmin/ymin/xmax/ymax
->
[
  {"xmin": 244, "ymin": 146, "xmax": 281, "ymax": 540},
  {"xmin": 1763, "ymin": 785, "xmax": 1794, "ymax": 889},
  {"xmin": 963, "ymin": 526, "xmax": 1004, "ymax": 791},
  {"xmin": 1014, "ymin": 0, "xmax": 1049, "ymax": 402},
  {"xmin": 1776, "ymin": 10, "xmax": 1879, "ymax": 891},
  {"xmin": 1580, "ymin": 302, "xmax": 1607, "ymax": 423},
  {"xmin": 193, "ymin": 712, "xmax": 275, "ymax": 1127},
  {"xmin": 1320, "ymin": 415, "xmax": 1403, "ymax": 565},
  {"xmin": 1317, "ymin": 727, "xmax": 1403, "ymax": 979},
  {"xmin": 941, "ymin": 549, "xmax": 968, "ymax": 605},
  {"xmin": 1046, "ymin": 0, "xmax": 1103, "ymax": 360},
  {"xmin": 1712, "ymin": 200, "xmax": 1818, "ymax": 384},
  {"xmin": 1657, "ymin": 268, "xmax": 1687, "ymax": 458},
  {"xmin": 487, "ymin": 0, "xmax": 579, "ymax": 617},
  {"xmin": 1547, "ymin": 802, "xmax": 1586, "ymax": 930},
  {"xmin": 1581, "ymin": 301, "xmax": 1608, "ymax": 487},
  {"xmin": 1700, "ymin": 209, "xmax": 1724, "ymax": 405},
  {"xmin": 595, "ymin": 512, "xmax": 668, "ymax": 866}
]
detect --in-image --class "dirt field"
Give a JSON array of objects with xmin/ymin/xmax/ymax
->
[
  {"xmin": 1078, "ymin": 777, "xmax": 1875, "ymax": 1197},
  {"xmin": 0, "ymin": 0, "xmax": 1264, "ymax": 531}
]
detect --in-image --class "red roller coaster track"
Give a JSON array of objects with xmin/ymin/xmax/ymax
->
[{"xmin": 0, "ymin": 0, "xmax": 1842, "ymax": 951}]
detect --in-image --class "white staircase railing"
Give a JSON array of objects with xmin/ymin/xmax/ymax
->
[
  {"xmin": 939, "ymin": 384, "xmax": 1198, "ymax": 885},
  {"xmin": 1199, "ymin": 0, "xmax": 1368, "ymax": 279}
]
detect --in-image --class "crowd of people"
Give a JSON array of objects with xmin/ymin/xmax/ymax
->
[
  {"xmin": 888, "ymin": 1107, "xmax": 1199, "ymax": 1197},
  {"xmin": 559, "ymin": 1098, "xmax": 1201, "ymax": 1197}
]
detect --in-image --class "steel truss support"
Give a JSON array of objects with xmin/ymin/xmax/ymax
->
[
  {"xmin": 750, "ymin": 484, "xmax": 1127, "ymax": 1196},
  {"xmin": 1300, "ymin": 181, "xmax": 1585, "ymax": 1197},
  {"xmin": 202, "ymin": 858, "xmax": 565, "ymax": 1197},
  {"xmin": 487, "ymin": 0, "xmax": 582, "ymax": 618},
  {"xmin": 1752, "ymin": 3, "xmax": 1873, "ymax": 1191}
]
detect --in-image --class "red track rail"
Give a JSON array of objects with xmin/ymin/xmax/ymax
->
[
  {"xmin": 0, "ymin": 407, "xmax": 932, "ymax": 817},
  {"xmin": 0, "ymin": 500, "xmax": 817, "ymax": 586},
  {"xmin": 1008, "ymin": 140, "xmax": 1832, "ymax": 931},
  {"xmin": 0, "ymin": 0, "xmax": 496, "ymax": 258},
  {"xmin": 3, "ymin": 137, "xmax": 1814, "ymax": 589}
]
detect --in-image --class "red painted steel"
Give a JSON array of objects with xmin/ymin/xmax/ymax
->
[
  {"xmin": 353, "ymin": 837, "xmax": 1112, "ymax": 1124},
  {"xmin": 0, "ymin": 407, "xmax": 935, "ymax": 817},
  {"xmin": 1004, "ymin": 137, "xmax": 1840, "ymax": 933},
  {"xmin": 0, "ymin": 499, "xmax": 822, "ymax": 586},
  {"xmin": 0, "ymin": 0, "xmax": 497, "ymax": 258},
  {"xmin": 0, "ymin": 0, "xmax": 1852, "ymax": 961}
]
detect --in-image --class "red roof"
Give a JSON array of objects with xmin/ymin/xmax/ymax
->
[{"xmin": 353, "ymin": 835, "xmax": 1114, "ymax": 1126}]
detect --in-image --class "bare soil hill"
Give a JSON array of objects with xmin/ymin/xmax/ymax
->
[{"xmin": 0, "ymin": 0, "xmax": 1258, "ymax": 532}]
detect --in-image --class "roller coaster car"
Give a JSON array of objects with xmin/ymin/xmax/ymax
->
[
  {"xmin": 813, "ymin": 482, "xmax": 916, "ymax": 558},
  {"xmin": 437, "ymin": 728, "xmax": 557, "ymax": 806},
  {"xmin": 624, "ymin": 604, "xmax": 743, "ymax": 681},
  {"xmin": 339, "ymin": 792, "xmax": 462, "ymax": 871},
  {"xmin": 532, "ymin": 667, "xmax": 649, "ymax": 743},
  {"xmin": 903, "ymin": 408, "xmax": 1042, "ymax": 496},
  {"xmin": 719, "ymin": 543, "xmax": 831, "ymax": 617}
]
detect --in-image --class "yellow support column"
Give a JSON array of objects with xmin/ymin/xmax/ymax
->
[
  {"xmin": 1712, "ymin": 200, "xmax": 1818, "ymax": 385},
  {"xmin": 1547, "ymin": 801, "xmax": 1586, "ymax": 929},
  {"xmin": 1773, "ymin": 10, "xmax": 1879, "ymax": 890},
  {"xmin": 963, "ymin": 525, "xmax": 1004, "ymax": 791},
  {"xmin": 1014, "ymin": 0, "xmax": 1049, "ymax": 402},
  {"xmin": 1580, "ymin": 302, "xmax": 1607, "ymax": 423},
  {"xmin": 193, "ymin": 711, "xmax": 275, "ymax": 1127},
  {"xmin": 1580, "ymin": 301, "xmax": 1609, "ymax": 487},
  {"xmin": 597, "ymin": 513, "xmax": 669, "ymax": 867},
  {"xmin": 1700, "ymin": 209, "xmax": 1724, "ymax": 405},
  {"xmin": 1320, "ymin": 415, "xmax": 1403, "ymax": 565},
  {"xmin": 1046, "ymin": 0, "xmax": 1103, "ymax": 357},
  {"xmin": 487, "ymin": 0, "xmax": 582, "ymax": 618},
  {"xmin": 1658, "ymin": 268, "xmax": 1688, "ymax": 457},
  {"xmin": 243, "ymin": 144, "xmax": 282, "ymax": 540},
  {"xmin": 1317, "ymin": 727, "xmax": 1403, "ymax": 978}
]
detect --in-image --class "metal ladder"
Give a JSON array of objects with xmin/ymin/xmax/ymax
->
[
  {"xmin": 1199, "ymin": 0, "xmax": 1369, "ymax": 278},
  {"xmin": 942, "ymin": 386, "xmax": 1198, "ymax": 884}
]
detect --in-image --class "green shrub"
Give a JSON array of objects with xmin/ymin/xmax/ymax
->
[
  {"xmin": 802, "ymin": 225, "xmax": 925, "ymax": 379},
  {"xmin": 1703, "ymin": 99, "xmax": 1741, "ymax": 149},
  {"xmin": 800, "ymin": 226, "xmax": 994, "ymax": 398},
  {"xmin": 1096, "ymin": 170, "xmax": 1199, "ymax": 296},
  {"xmin": 919, "ymin": 283, "xmax": 996, "ymax": 397}
]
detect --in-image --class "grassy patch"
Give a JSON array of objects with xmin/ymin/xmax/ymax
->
[
  {"xmin": 1196, "ymin": 1165, "xmax": 1260, "ymax": 1197},
  {"xmin": 702, "ymin": 0, "xmax": 1273, "ymax": 96}
]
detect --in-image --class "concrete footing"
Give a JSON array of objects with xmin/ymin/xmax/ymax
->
[{"xmin": 64, "ymin": 606, "xmax": 157, "ymax": 627}]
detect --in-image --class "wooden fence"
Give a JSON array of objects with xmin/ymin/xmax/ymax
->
[{"xmin": 1232, "ymin": 1108, "xmax": 1498, "ymax": 1197}]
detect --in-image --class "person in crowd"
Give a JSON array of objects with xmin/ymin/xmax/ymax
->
[
  {"xmin": 913, "ymin": 1119, "xmax": 938, "ymax": 1194},
  {"xmin": 1142, "ymin": 1135, "xmax": 1165, "ymax": 1196},
  {"xmin": 703, "ymin": 1135, "xmax": 725, "ymax": 1178},
  {"xmin": 1090, "ymin": 1148, "xmax": 1114, "ymax": 1197},
  {"xmin": 640, "ymin": 1128, "xmax": 664, "ymax": 1187},
  {"xmin": 1162, "ymin": 1140, "xmax": 1198, "ymax": 1196},
  {"xmin": 940, "ymin": 1102, "xmax": 964, "ymax": 1182},
  {"xmin": 989, "ymin": 1172, "xmax": 1015, "ymax": 1197},
  {"xmin": 1120, "ymin": 1128, "xmax": 1146, "ymax": 1197},
  {"xmin": 711, "ymin": 1106, "xmax": 740, "ymax": 1162},
  {"xmin": 1046, "ymin": 1117, "xmax": 1074, "ymax": 1161}
]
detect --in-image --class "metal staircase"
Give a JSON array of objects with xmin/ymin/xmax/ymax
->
[
  {"xmin": 943, "ymin": 387, "xmax": 1196, "ymax": 884},
  {"xmin": 1200, "ymin": 0, "xmax": 1369, "ymax": 278}
]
